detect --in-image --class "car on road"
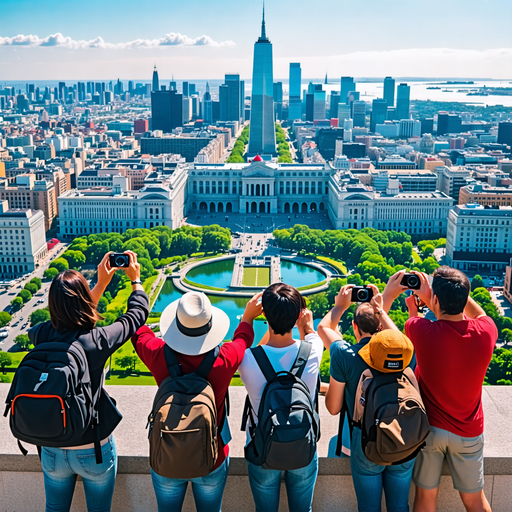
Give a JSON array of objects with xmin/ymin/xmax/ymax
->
[{"xmin": 22, "ymin": 323, "xmax": 28, "ymax": 329}]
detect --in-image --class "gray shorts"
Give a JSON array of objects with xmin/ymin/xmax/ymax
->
[{"xmin": 413, "ymin": 426, "xmax": 485, "ymax": 494}]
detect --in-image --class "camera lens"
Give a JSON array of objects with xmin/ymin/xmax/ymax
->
[
  {"xmin": 408, "ymin": 276, "xmax": 419, "ymax": 287},
  {"xmin": 357, "ymin": 289, "xmax": 369, "ymax": 301},
  {"xmin": 115, "ymin": 256, "xmax": 126, "ymax": 267}
]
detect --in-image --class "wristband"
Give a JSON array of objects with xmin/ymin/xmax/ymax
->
[{"xmin": 131, "ymin": 280, "xmax": 142, "ymax": 285}]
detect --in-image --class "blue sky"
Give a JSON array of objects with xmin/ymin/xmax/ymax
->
[{"xmin": 0, "ymin": 0, "xmax": 511, "ymax": 79}]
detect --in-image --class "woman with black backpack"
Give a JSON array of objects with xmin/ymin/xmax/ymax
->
[{"xmin": 9, "ymin": 251, "xmax": 148, "ymax": 512}]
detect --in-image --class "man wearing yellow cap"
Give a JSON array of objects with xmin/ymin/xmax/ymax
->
[{"xmin": 318, "ymin": 283, "xmax": 416, "ymax": 512}]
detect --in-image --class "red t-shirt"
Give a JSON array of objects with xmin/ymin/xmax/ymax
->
[
  {"xmin": 405, "ymin": 315, "xmax": 497, "ymax": 437},
  {"xmin": 131, "ymin": 322, "xmax": 254, "ymax": 470}
]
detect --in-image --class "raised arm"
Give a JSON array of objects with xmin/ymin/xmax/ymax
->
[
  {"xmin": 382, "ymin": 269, "xmax": 408, "ymax": 313},
  {"xmin": 317, "ymin": 284, "xmax": 353, "ymax": 350},
  {"xmin": 464, "ymin": 296, "xmax": 487, "ymax": 319},
  {"xmin": 369, "ymin": 284, "xmax": 400, "ymax": 332}
]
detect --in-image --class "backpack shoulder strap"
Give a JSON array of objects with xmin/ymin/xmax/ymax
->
[
  {"xmin": 403, "ymin": 366, "xmax": 420, "ymax": 390},
  {"xmin": 164, "ymin": 345, "xmax": 183, "ymax": 379},
  {"xmin": 196, "ymin": 345, "xmax": 220, "ymax": 380},
  {"xmin": 290, "ymin": 340, "xmax": 312, "ymax": 380},
  {"xmin": 251, "ymin": 346, "xmax": 277, "ymax": 382}
]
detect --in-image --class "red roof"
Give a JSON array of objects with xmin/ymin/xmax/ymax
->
[{"xmin": 253, "ymin": 154, "xmax": 263, "ymax": 162}]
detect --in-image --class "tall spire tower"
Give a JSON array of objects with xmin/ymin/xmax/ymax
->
[
  {"xmin": 152, "ymin": 65, "xmax": 160, "ymax": 92},
  {"xmin": 248, "ymin": 3, "xmax": 276, "ymax": 156}
]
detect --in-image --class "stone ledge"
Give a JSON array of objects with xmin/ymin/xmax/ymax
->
[{"xmin": 1, "ymin": 385, "xmax": 512, "ymax": 474}]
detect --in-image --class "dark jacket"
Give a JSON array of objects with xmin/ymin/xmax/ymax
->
[{"xmin": 28, "ymin": 290, "xmax": 149, "ymax": 445}]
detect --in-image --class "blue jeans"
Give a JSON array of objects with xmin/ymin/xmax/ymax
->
[
  {"xmin": 151, "ymin": 456, "xmax": 229, "ymax": 512},
  {"xmin": 351, "ymin": 428, "xmax": 414, "ymax": 512},
  {"xmin": 247, "ymin": 453, "xmax": 318, "ymax": 512},
  {"xmin": 41, "ymin": 437, "xmax": 118, "ymax": 512}
]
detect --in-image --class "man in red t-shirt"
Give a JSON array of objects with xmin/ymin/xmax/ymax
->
[
  {"xmin": 384, "ymin": 266, "xmax": 496, "ymax": 512},
  {"xmin": 132, "ymin": 291, "xmax": 262, "ymax": 512}
]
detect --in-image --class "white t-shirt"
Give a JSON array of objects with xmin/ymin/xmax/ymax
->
[{"xmin": 238, "ymin": 333, "xmax": 324, "ymax": 443}]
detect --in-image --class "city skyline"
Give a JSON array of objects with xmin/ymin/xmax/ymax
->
[{"xmin": 0, "ymin": 0, "xmax": 511, "ymax": 80}]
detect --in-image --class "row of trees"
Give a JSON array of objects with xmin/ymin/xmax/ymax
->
[
  {"xmin": 10, "ymin": 277, "xmax": 42, "ymax": 312},
  {"xmin": 37, "ymin": 225, "xmax": 231, "ymax": 328},
  {"xmin": 276, "ymin": 124, "xmax": 292, "ymax": 163},
  {"xmin": 226, "ymin": 126, "xmax": 249, "ymax": 164}
]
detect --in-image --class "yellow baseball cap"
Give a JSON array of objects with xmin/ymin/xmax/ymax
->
[{"xmin": 358, "ymin": 330, "xmax": 414, "ymax": 373}]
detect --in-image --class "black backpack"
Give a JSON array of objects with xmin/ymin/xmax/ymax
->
[
  {"xmin": 3, "ymin": 340, "xmax": 104, "ymax": 463},
  {"xmin": 241, "ymin": 340, "xmax": 320, "ymax": 470}
]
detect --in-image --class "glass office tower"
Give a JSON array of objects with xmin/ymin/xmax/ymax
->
[{"xmin": 248, "ymin": 6, "xmax": 276, "ymax": 155}]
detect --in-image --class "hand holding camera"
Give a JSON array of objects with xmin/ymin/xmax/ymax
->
[
  {"xmin": 296, "ymin": 308, "xmax": 315, "ymax": 337},
  {"xmin": 122, "ymin": 251, "xmax": 141, "ymax": 282},
  {"xmin": 335, "ymin": 284, "xmax": 355, "ymax": 310}
]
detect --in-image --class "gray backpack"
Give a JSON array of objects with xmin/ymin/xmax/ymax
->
[{"xmin": 241, "ymin": 340, "xmax": 320, "ymax": 470}]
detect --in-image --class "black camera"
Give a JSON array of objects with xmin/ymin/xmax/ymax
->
[
  {"xmin": 351, "ymin": 286, "xmax": 374, "ymax": 303},
  {"xmin": 109, "ymin": 253, "xmax": 130, "ymax": 268},
  {"xmin": 400, "ymin": 273, "xmax": 421, "ymax": 290}
]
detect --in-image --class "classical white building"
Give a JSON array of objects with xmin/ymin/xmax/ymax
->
[
  {"xmin": 328, "ymin": 175, "xmax": 454, "ymax": 236},
  {"xmin": 188, "ymin": 158, "xmax": 331, "ymax": 214},
  {"xmin": 0, "ymin": 200, "xmax": 47, "ymax": 278},
  {"xmin": 446, "ymin": 203, "xmax": 512, "ymax": 272},
  {"xmin": 57, "ymin": 166, "xmax": 188, "ymax": 238}
]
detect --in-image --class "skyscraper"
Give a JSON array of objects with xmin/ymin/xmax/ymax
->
[
  {"xmin": 248, "ymin": 5, "xmax": 276, "ymax": 155},
  {"xmin": 340, "ymin": 76, "xmax": 355, "ymax": 104},
  {"xmin": 352, "ymin": 100, "xmax": 366, "ymax": 127},
  {"xmin": 329, "ymin": 91, "xmax": 340, "ymax": 119},
  {"xmin": 169, "ymin": 76, "xmax": 177, "ymax": 91},
  {"xmin": 396, "ymin": 83, "xmax": 410, "ymax": 120},
  {"xmin": 289, "ymin": 62, "xmax": 302, "ymax": 121},
  {"xmin": 203, "ymin": 82, "xmax": 213, "ymax": 124},
  {"xmin": 370, "ymin": 99, "xmax": 388, "ymax": 132},
  {"xmin": 152, "ymin": 66, "xmax": 160, "ymax": 92},
  {"xmin": 151, "ymin": 90, "xmax": 183, "ymax": 132},
  {"xmin": 182, "ymin": 82, "xmax": 189, "ymax": 97},
  {"xmin": 383, "ymin": 76, "xmax": 395, "ymax": 107},
  {"xmin": 273, "ymin": 82, "xmax": 283, "ymax": 120},
  {"xmin": 223, "ymin": 74, "xmax": 244, "ymax": 123}
]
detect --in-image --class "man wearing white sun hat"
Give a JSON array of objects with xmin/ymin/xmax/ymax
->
[{"xmin": 132, "ymin": 290, "xmax": 262, "ymax": 512}]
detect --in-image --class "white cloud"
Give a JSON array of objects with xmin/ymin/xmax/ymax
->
[{"xmin": 0, "ymin": 32, "xmax": 235, "ymax": 49}]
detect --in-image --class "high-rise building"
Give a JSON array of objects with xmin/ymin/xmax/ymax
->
[
  {"xmin": 151, "ymin": 90, "xmax": 183, "ymax": 132},
  {"xmin": 289, "ymin": 63, "xmax": 302, "ymax": 121},
  {"xmin": 273, "ymin": 82, "xmax": 283, "ymax": 120},
  {"xmin": 498, "ymin": 122, "xmax": 512, "ymax": 147},
  {"xmin": 314, "ymin": 90, "xmax": 326, "ymax": 120},
  {"xmin": 352, "ymin": 100, "xmax": 366, "ymax": 128},
  {"xmin": 329, "ymin": 91, "xmax": 340, "ymax": 120},
  {"xmin": 338, "ymin": 104, "xmax": 351, "ymax": 124},
  {"xmin": 420, "ymin": 118, "xmax": 434, "ymax": 135},
  {"xmin": 203, "ymin": 82, "xmax": 213, "ymax": 124},
  {"xmin": 169, "ymin": 77, "xmax": 177, "ymax": 91},
  {"xmin": 437, "ymin": 113, "xmax": 462, "ymax": 135},
  {"xmin": 305, "ymin": 94, "xmax": 314, "ymax": 122},
  {"xmin": 248, "ymin": 6, "xmax": 276, "ymax": 155},
  {"xmin": 340, "ymin": 77, "xmax": 355, "ymax": 104},
  {"xmin": 289, "ymin": 63, "xmax": 301, "ymax": 98},
  {"xmin": 370, "ymin": 99, "xmax": 388, "ymax": 132},
  {"xmin": 396, "ymin": 83, "xmax": 410, "ymax": 120},
  {"xmin": 220, "ymin": 74, "xmax": 244, "ymax": 124},
  {"xmin": 182, "ymin": 82, "xmax": 189, "ymax": 97},
  {"xmin": 152, "ymin": 65, "xmax": 160, "ymax": 92},
  {"xmin": 383, "ymin": 77, "xmax": 395, "ymax": 107}
]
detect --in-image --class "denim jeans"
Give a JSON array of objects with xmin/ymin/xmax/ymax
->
[
  {"xmin": 351, "ymin": 428, "xmax": 414, "ymax": 512},
  {"xmin": 247, "ymin": 453, "xmax": 318, "ymax": 512},
  {"xmin": 151, "ymin": 456, "xmax": 229, "ymax": 512},
  {"xmin": 40, "ymin": 437, "xmax": 118, "ymax": 512}
]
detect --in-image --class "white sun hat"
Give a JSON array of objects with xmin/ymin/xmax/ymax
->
[{"xmin": 159, "ymin": 291, "xmax": 230, "ymax": 356}]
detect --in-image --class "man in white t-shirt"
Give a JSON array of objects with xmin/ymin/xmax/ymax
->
[{"xmin": 239, "ymin": 283, "xmax": 324, "ymax": 512}]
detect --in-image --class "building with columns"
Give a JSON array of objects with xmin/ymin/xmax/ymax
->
[
  {"xmin": 328, "ymin": 174, "xmax": 454, "ymax": 235},
  {"xmin": 188, "ymin": 156, "xmax": 330, "ymax": 214}
]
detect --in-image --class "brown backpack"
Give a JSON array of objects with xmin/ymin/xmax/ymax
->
[
  {"xmin": 337, "ymin": 367, "xmax": 430, "ymax": 466},
  {"xmin": 147, "ymin": 345, "xmax": 224, "ymax": 479}
]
